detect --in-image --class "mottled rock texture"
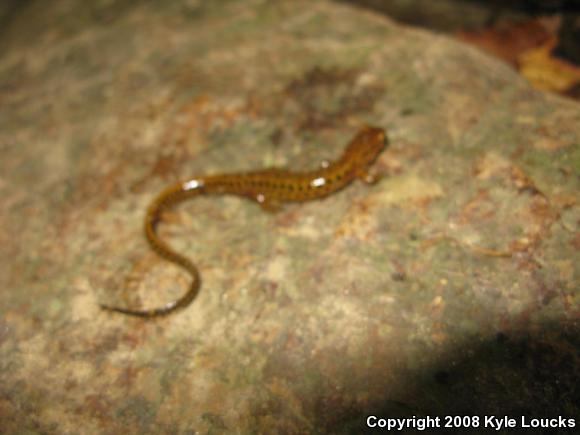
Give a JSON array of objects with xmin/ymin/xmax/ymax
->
[{"xmin": 0, "ymin": 0, "xmax": 578, "ymax": 433}]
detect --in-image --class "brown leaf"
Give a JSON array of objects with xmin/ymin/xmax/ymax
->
[
  {"xmin": 457, "ymin": 20, "xmax": 552, "ymax": 66},
  {"xmin": 518, "ymin": 37, "xmax": 580, "ymax": 93}
]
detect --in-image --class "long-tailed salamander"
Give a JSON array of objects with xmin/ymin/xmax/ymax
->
[{"xmin": 101, "ymin": 126, "xmax": 388, "ymax": 317}]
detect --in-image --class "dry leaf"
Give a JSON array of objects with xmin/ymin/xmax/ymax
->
[
  {"xmin": 458, "ymin": 19, "xmax": 580, "ymax": 95},
  {"xmin": 518, "ymin": 37, "xmax": 580, "ymax": 93},
  {"xmin": 456, "ymin": 20, "xmax": 552, "ymax": 66}
]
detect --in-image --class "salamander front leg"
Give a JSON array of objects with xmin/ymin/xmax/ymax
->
[{"xmin": 256, "ymin": 193, "xmax": 282, "ymax": 213}]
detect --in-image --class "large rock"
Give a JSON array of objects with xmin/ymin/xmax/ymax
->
[{"xmin": 1, "ymin": 0, "xmax": 578, "ymax": 433}]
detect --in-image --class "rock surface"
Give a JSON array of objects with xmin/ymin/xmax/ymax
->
[{"xmin": 0, "ymin": 0, "xmax": 578, "ymax": 433}]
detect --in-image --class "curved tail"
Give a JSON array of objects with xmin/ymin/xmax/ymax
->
[{"xmin": 100, "ymin": 182, "xmax": 202, "ymax": 317}]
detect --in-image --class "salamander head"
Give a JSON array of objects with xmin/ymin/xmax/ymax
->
[{"xmin": 344, "ymin": 126, "xmax": 388, "ymax": 168}]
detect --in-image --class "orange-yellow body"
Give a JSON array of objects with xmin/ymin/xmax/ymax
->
[{"xmin": 101, "ymin": 126, "xmax": 387, "ymax": 317}]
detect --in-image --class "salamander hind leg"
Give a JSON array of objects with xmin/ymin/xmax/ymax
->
[{"xmin": 255, "ymin": 193, "xmax": 282, "ymax": 213}]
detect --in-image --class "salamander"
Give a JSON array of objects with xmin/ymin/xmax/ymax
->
[{"xmin": 101, "ymin": 125, "xmax": 388, "ymax": 317}]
